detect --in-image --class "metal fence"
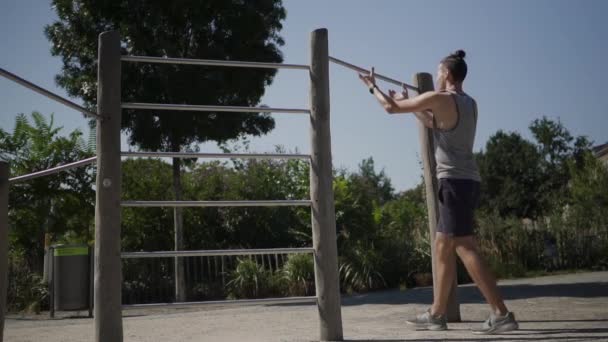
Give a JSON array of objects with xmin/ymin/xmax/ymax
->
[{"xmin": 121, "ymin": 249, "xmax": 316, "ymax": 307}]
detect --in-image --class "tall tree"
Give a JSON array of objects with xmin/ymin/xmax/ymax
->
[
  {"xmin": 477, "ymin": 117, "xmax": 593, "ymax": 219},
  {"xmin": 529, "ymin": 117, "xmax": 577, "ymax": 210},
  {"xmin": 476, "ymin": 130, "xmax": 544, "ymax": 218},
  {"xmin": 355, "ymin": 157, "xmax": 395, "ymax": 205},
  {"xmin": 45, "ymin": 0, "xmax": 287, "ymax": 301},
  {"xmin": 0, "ymin": 112, "xmax": 95, "ymax": 273}
]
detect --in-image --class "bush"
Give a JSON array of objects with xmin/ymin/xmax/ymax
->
[
  {"xmin": 7, "ymin": 250, "xmax": 48, "ymax": 313},
  {"xmin": 267, "ymin": 271, "xmax": 288, "ymax": 297},
  {"xmin": 190, "ymin": 281, "xmax": 226, "ymax": 301},
  {"xmin": 339, "ymin": 246, "xmax": 386, "ymax": 294},
  {"xmin": 487, "ymin": 259, "xmax": 527, "ymax": 279},
  {"xmin": 282, "ymin": 254, "xmax": 314, "ymax": 296},
  {"xmin": 227, "ymin": 258, "xmax": 270, "ymax": 299}
]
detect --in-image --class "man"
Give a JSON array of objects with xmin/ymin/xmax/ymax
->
[{"xmin": 358, "ymin": 50, "xmax": 519, "ymax": 334}]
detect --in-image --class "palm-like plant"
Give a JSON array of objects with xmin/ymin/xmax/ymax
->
[
  {"xmin": 282, "ymin": 253, "xmax": 314, "ymax": 296},
  {"xmin": 339, "ymin": 245, "xmax": 386, "ymax": 293},
  {"xmin": 227, "ymin": 258, "xmax": 269, "ymax": 299}
]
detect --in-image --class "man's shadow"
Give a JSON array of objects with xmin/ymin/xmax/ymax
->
[{"xmin": 341, "ymin": 280, "xmax": 608, "ymax": 306}]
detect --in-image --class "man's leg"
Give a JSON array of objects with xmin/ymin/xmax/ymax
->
[
  {"xmin": 454, "ymin": 235, "xmax": 507, "ymax": 316},
  {"xmin": 454, "ymin": 236, "xmax": 519, "ymax": 334},
  {"xmin": 405, "ymin": 232, "xmax": 454, "ymax": 330},
  {"xmin": 431, "ymin": 232, "xmax": 457, "ymax": 316}
]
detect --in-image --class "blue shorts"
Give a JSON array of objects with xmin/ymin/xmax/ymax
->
[{"xmin": 437, "ymin": 178, "xmax": 480, "ymax": 237}]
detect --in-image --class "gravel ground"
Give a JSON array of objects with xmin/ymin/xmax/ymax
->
[{"xmin": 5, "ymin": 271, "xmax": 608, "ymax": 341}]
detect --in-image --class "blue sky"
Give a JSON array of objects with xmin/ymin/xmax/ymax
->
[{"xmin": 1, "ymin": 0, "xmax": 607, "ymax": 191}]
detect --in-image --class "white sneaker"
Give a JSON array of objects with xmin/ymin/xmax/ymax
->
[
  {"xmin": 472, "ymin": 312, "xmax": 519, "ymax": 335},
  {"xmin": 406, "ymin": 308, "xmax": 448, "ymax": 331}
]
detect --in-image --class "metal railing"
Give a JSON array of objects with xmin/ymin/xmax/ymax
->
[
  {"xmin": 121, "ymin": 249, "xmax": 316, "ymax": 308},
  {"xmin": 329, "ymin": 56, "xmax": 420, "ymax": 92},
  {"xmin": 0, "ymin": 67, "xmax": 99, "ymax": 183},
  {"xmin": 6, "ymin": 150, "xmax": 308, "ymax": 185},
  {"xmin": 121, "ymin": 152, "xmax": 310, "ymax": 160},
  {"xmin": 329, "ymin": 56, "xmax": 435, "ymax": 123},
  {"xmin": 122, "ymin": 55, "xmax": 310, "ymax": 70},
  {"xmin": 0, "ymin": 67, "xmax": 101, "ymax": 119},
  {"xmin": 123, "ymin": 296, "xmax": 317, "ymax": 309},
  {"xmin": 122, "ymin": 247, "xmax": 314, "ymax": 259},
  {"xmin": 8, "ymin": 156, "xmax": 97, "ymax": 184},
  {"xmin": 121, "ymin": 200, "xmax": 312, "ymax": 208},
  {"xmin": 122, "ymin": 102, "xmax": 310, "ymax": 114}
]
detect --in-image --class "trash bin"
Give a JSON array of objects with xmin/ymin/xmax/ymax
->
[{"xmin": 50, "ymin": 245, "xmax": 92, "ymax": 316}]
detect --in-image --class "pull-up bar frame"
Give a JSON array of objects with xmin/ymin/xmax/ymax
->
[{"xmin": 329, "ymin": 56, "xmax": 419, "ymax": 92}]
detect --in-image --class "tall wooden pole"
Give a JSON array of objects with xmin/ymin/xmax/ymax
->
[
  {"xmin": 414, "ymin": 73, "xmax": 461, "ymax": 322},
  {"xmin": 310, "ymin": 28, "xmax": 343, "ymax": 341},
  {"xmin": 96, "ymin": 30, "xmax": 124, "ymax": 342}
]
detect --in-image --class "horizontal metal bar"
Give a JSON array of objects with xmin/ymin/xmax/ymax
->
[
  {"xmin": 122, "ymin": 55, "xmax": 310, "ymax": 70},
  {"xmin": 122, "ymin": 296, "xmax": 317, "ymax": 309},
  {"xmin": 329, "ymin": 56, "xmax": 419, "ymax": 92},
  {"xmin": 122, "ymin": 102, "xmax": 310, "ymax": 114},
  {"xmin": 9, "ymin": 156, "xmax": 97, "ymax": 184},
  {"xmin": 121, "ymin": 151, "xmax": 311, "ymax": 160},
  {"xmin": 122, "ymin": 247, "xmax": 314, "ymax": 259},
  {"xmin": 0, "ymin": 67, "xmax": 102, "ymax": 119},
  {"xmin": 121, "ymin": 200, "xmax": 312, "ymax": 208}
]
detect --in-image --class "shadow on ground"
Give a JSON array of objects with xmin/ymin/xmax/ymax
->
[
  {"xmin": 341, "ymin": 281, "xmax": 608, "ymax": 306},
  {"xmin": 344, "ymin": 327, "xmax": 608, "ymax": 341}
]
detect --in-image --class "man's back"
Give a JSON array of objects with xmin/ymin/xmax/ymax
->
[{"xmin": 433, "ymin": 91, "xmax": 481, "ymax": 181}]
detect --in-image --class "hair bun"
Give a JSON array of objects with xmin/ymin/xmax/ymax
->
[{"xmin": 452, "ymin": 50, "xmax": 466, "ymax": 59}]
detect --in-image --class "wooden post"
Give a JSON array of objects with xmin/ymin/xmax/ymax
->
[
  {"xmin": 49, "ymin": 247, "xmax": 55, "ymax": 319},
  {"xmin": 309, "ymin": 28, "xmax": 343, "ymax": 342},
  {"xmin": 413, "ymin": 72, "xmax": 461, "ymax": 322},
  {"xmin": 173, "ymin": 158, "xmax": 186, "ymax": 302},
  {"xmin": 0, "ymin": 162, "xmax": 9, "ymax": 342},
  {"xmin": 96, "ymin": 30, "xmax": 123, "ymax": 342}
]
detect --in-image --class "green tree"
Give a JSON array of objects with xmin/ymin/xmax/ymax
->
[
  {"xmin": 529, "ymin": 117, "xmax": 575, "ymax": 210},
  {"xmin": 0, "ymin": 112, "xmax": 94, "ymax": 273},
  {"xmin": 477, "ymin": 118, "xmax": 595, "ymax": 219},
  {"xmin": 121, "ymin": 158, "xmax": 174, "ymax": 252},
  {"xmin": 355, "ymin": 157, "xmax": 395, "ymax": 205},
  {"xmin": 374, "ymin": 187, "xmax": 428, "ymax": 288},
  {"xmin": 476, "ymin": 130, "xmax": 543, "ymax": 218},
  {"xmin": 333, "ymin": 158, "xmax": 399, "ymax": 292},
  {"xmin": 46, "ymin": 0, "xmax": 287, "ymax": 299},
  {"xmin": 530, "ymin": 117, "xmax": 573, "ymax": 165},
  {"xmin": 563, "ymin": 148, "xmax": 608, "ymax": 266}
]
